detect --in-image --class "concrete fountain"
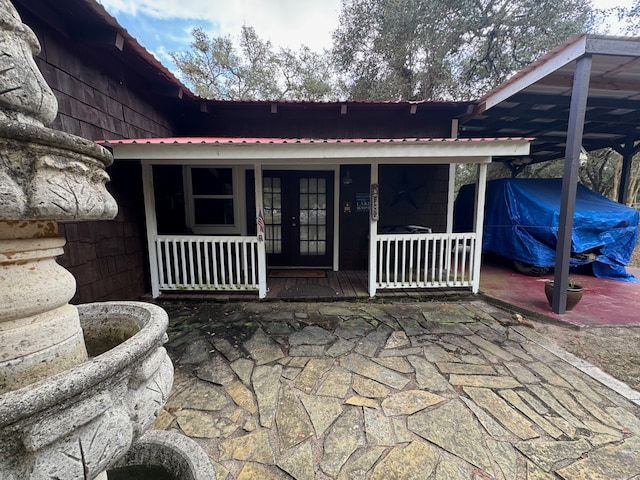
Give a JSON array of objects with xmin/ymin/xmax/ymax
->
[{"xmin": 0, "ymin": 1, "xmax": 214, "ymax": 478}]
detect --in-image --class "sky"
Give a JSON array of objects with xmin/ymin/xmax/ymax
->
[
  {"xmin": 96, "ymin": 0, "xmax": 342, "ymax": 74},
  {"xmin": 97, "ymin": 0, "xmax": 635, "ymax": 81}
]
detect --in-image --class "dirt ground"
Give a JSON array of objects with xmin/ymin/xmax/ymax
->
[
  {"xmin": 533, "ymin": 240, "xmax": 640, "ymax": 391},
  {"xmin": 534, "ymin": 323, "xmax": 640, "ymax": 390}
]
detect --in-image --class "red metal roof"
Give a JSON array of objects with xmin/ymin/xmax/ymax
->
[{"xmin": 101, "ymin": 137, "xmax": 531, "ymax": 145}]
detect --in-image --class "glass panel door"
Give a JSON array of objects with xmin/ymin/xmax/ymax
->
[
  {"xmin": 263, "ymin": 177, "xmax": 282, "ymax": 254},
  {"xmin": 299, "ymin": 177, "xmax": 327, "ymax": 256},
  {"xmin": 263, "ymin": 171, "xmax": 333, "ymax": 267}
]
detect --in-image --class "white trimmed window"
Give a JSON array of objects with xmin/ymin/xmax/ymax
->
[{"xmin": 185, "ymin": 166, "xmax": 244, "ymax": 234}]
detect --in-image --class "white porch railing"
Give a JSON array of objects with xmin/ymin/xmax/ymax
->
[
  {"xmin": 155, "ymin": 235, "xmax": 260, "ymax": 292},
  {"xmin": 375, "ymin": 232, "xmax": 477, "ymax": 289},
  {"xmin": 152, "ymin": 233, "xmax": 477, "ymax": 295}
]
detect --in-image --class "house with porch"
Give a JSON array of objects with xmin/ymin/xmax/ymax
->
[
  {"xmin": 12, "ymin": 0, "xmax": 640, "ymax": 308},
  {"xmin": 104, "ymin": 102, "xmax": 530, "ymax": 299}
]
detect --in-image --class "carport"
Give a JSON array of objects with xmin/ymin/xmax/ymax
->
[{"xmin": 460, "ymin": 34, "xmax": 640, "ymax": 313}]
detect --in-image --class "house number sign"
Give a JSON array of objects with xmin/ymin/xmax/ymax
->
[{"xmin": 370, "ymin": 184, "xmax": 379, "ymax": 221}]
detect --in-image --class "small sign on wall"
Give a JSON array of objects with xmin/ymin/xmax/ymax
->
[
  {"xmin": 370, "ymin": 184, "xmax": 379, "ymax": 221},
  {"xmin": 356, "ymin": 193, "xmax": 370, "ymax": 212}
]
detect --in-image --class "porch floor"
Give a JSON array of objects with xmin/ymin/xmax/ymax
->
[
  {"xmin": 157, "ymin": 270, "xmax": 472, "ymax": 303},
  {"xmin": 157, "ymin": 262, "xmax": 640, "ymax": 328}
]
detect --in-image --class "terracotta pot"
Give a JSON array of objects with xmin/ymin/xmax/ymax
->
[{"xmin": 544, "ymin": 281, "xmax": 583, "ymax": 310}]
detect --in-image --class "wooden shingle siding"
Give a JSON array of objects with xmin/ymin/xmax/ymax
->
[{"xmin": 15, "ymin": 6, "xmax": 179, "ymax": 303}]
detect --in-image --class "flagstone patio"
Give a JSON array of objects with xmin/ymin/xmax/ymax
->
[{"xmin": 151, "ymin": 300, "xmax": 640, "ymax": 480}]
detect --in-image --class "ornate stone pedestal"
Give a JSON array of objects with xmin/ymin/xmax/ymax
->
[
  {"xmin": 1, "ymin": 223, "xmax": 87, "ymax": 392},
  {"xmin": 0, "ymin": 1, "xmax": 214, "ymax": 478}
]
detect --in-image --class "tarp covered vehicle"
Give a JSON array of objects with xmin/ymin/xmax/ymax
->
[{"xmin": 455, "ymin": 178, "xmax": 639, "ymax": 282}]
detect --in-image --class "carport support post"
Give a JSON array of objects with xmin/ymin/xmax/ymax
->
[
  {"xmin": 553, "ymin": 55, "xmax": 592, "ymax": 314},
  {"xmin": 617, "ymin": 132, "xmax": 635, "ymax": 205}
]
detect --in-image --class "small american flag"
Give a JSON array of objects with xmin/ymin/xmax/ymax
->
[{"xmin": 257, "ymin": 210, "xmax": 265, "ymax": 233}]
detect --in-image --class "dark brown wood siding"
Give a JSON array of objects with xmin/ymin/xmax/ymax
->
[
  {"xmin": 186, "ymin": 102, "xmax": 457, "ymax": 139},
  {"xmin": 17, "ymin": 7, "xmax": 179, "ymax": 303},
  {"xmin": 339, "ymin": 164, "xmax": 450, "ymax": 270}
]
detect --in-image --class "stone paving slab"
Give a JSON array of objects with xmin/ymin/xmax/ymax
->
[{"xmin": 156, "ymin": 300, "xmax": 640, "ymax": 479}]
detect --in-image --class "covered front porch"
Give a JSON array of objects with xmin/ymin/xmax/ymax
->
[{"xmin": 106, "ymin": 136, "xmax": 530, "ymax": 299}]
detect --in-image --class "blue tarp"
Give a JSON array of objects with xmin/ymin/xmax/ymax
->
[{"xmin": 455, "ymin": 178, "xmax": 639, "ymax": 282}]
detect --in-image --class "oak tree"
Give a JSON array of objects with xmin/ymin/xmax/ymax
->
[
  {"xmin": 332, "ymin": 0, "xmax": 594, "ymax": 101},
  {"xmin": 170, "ymin": 26, "xmax": 336, "ymax": 100}
]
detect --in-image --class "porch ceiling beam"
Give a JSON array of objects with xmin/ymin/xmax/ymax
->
[
  {"xmin": 139, "ymin": 156, "xmax": 497, "ymax": 166},
  {"xmin": 108, "ymin": 139, "xmax": 530, "ymax": 163}
]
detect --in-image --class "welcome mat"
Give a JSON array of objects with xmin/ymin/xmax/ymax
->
[
  {"xmin": 269, "ymin": 269, "xmax": 327, "ymax": 278},
  {"xmin": 279, "ymin": 284, "xmax": 336, "ymax": 298}
]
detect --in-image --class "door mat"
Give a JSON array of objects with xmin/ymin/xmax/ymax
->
[
  {"xmin": 279, "ymin": 284, "xmax": 336, "ymax": 298},
  {"xmin": 269, "ymin": 270, "xmax": 327, "ymax": 278}
]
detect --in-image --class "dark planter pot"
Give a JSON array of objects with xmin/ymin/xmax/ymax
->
[{"xmin": 544, "ymin": 281, "xmax": 583, "ymax": 310}]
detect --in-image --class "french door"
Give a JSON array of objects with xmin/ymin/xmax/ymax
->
[{"xmin": 263, "ymin": 171, "xmax": 334, "ymax": 267}]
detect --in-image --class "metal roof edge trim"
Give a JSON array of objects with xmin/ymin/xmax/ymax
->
[
  {"xmin": 475, "ymin": 34, "xmax": 589, "ymax": 113},
  {"xmin": 99, "ymin": 137, "xmax": 532, "ymax": 146}
]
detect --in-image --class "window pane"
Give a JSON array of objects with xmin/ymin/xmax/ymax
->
[
  {"xmin": 264, "ymin": 177, "xmax": 281, "ymax": 193},
  {"xmin": 266, "ymin": 225, "xmax": 281, "ymax": 254},
  {"xmin": 193, "ymin": 199, "xmax": 234, "ymax": 225},
  {"xmin": 191, "ymin": 168, "xmax": 233, "ymax": 195}
]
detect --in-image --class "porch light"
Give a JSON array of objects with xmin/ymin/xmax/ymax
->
[{"xmin": 342, "ymin": 170, "xmax": 353, "ymax": 185}]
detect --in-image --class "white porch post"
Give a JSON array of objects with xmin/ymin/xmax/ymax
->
[
  {"xmin": 368, "ymin": 163, "xmax": 379, "ymax": 297},
  {"xmin": 471, "ymin": 163, "xmax": 488, "ymax": 293},
  {"xmin": 254, "ymin": 163, "xmax": 267, "ymax": 299},
  {"xmin": 141, "ymin": 162, "xmax": 160, "ymax": 298},
  {"xmin": 447, "ymin": 164, "xmax": 456, "ymax": 234},
  {"xmin": 447, "ymin": 119, "xmax": 459, "ymax": 234}
]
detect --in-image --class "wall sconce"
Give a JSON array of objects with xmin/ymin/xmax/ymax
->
[{"xmin": 342, "ymin": 170, "xmax": 353, "ymax": 185}]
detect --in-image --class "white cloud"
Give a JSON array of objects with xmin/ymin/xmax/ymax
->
[{"xmin": 98, "ymin": 0, "xmax": 341, "ymax": 52}]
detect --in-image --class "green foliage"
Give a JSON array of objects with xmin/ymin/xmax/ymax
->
[
  {"xmin": 610, "ymin": 0, "xmax": 640, "ymax": 35},
  {"xmin": 522, "ymin": 148, "xmax": 640, "ymax": 205},
  {"xmin": 332, "ymin": 0, "xmax": 593, "ymax": 100},
  {"xmin": 169, "ymin": 0, "xmax": 639, "ymax": 107},
  {"xmin": 567, "ymin": 278, "xmax": 582, "ymax": 289},
  {"xmin": 170, "ymin": 26, "xmax": 337, "ymax": 101},
  {"xmin": 456, "ymin": 147, "xmax": 640, "ymax": 207}
]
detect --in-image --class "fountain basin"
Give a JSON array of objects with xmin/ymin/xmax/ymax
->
[
  {"xmin": 0, "ymin": 301, "xmax": 174, "ymax": 480},
  {"xmin": 109, "ymin": 430, "xmax": 217, "ymax": 480}
]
